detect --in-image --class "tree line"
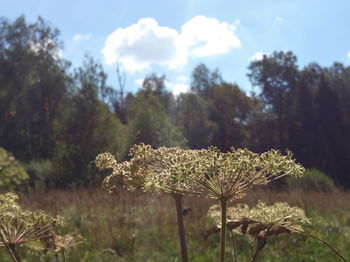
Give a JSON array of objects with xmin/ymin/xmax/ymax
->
[{"xmin": 0, "ymin": 16, "xmax": 349, "ymax": 188}]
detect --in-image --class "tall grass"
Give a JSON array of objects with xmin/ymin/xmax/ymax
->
[{"xmin": 3, "ymin": 188, "xmax": 347, "ymax": 261}]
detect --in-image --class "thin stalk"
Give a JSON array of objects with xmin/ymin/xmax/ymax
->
[
  {"xmin": 295, "ymin": 229, "xmax": 348, "ymax": 262},
  {"xmin": 6, "ymin": 246, "xmax": 19, "ymax": 262},
  {"xmin": 0, "ymin": 233, "xmax": 19, "ymax": 262},
  {"xmin": 220, "ymin": 198, "xmax": 227, "ymax": 262},
  {"xmin": 230, "ymin": 231, "xmax": 237, "ymax": 262},
  {"xmin": 9, "ymin": 245, "xmax": 22, "ymax": 262},
  {"xmin": 251, "ymin": 238, "xmax": 266, "ymax": 262},
  {"xmin": 63, "ymin": 250, "xmax": 67, "ymax": 262},
  {"xmin": 173, "ymin": 193, "xmax": 189, "ymax": 262}
]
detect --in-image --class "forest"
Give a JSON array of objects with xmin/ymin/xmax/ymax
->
[{"xmin": 1, "ymin": 16, "xmax": 349, "ymax": 190}]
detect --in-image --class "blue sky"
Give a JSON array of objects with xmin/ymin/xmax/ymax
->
[{"xmin": 1, "ymin": 0, "xmax": 350, "ymax": 95}]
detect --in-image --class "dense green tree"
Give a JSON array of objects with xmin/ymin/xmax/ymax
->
[
  {"xmin": 210, "ymin": 83, "xmax": 255, "ymax": 151},
  {"xmin": 0, "ymin": 16, "xmax": 70, "ymax": 160},
  {"xmin": 248, "ymin": 51, "xmax": 299, "ymax": 150},
  {"xmin": 191, "ymin": 63, "xmax": 222, "ymax": 99},
  {"xmin": 314, "ymin": 74, "xmax": 346, "ymax": 184},
  {"xmin": 290, "ymin": 66, "xmax": 320, "ymax": 167},
  {"xmin": 52, "ymin": 57, "xmax": 127, "ymax": 186},
  {"xmin": 176, "ymin": 93, "xmax": 216, "ymax": 149},
  {"xmin": 142, "ymin": 73, "xmax": 177, "ymax": 119},
  {"xmin": 127, "ymin": 88, "xmax": 186, "ymax": 148}
]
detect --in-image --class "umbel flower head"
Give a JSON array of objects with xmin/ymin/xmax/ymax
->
[
  {"xmin": 0, "ymin": 193, "xmax": 64, "ymax": 248},
  {"xmin": 0, "ymin": 193, "xmax": 20, "ymax": 214},
  {"xmin": 96, "ymin": 143, "xmax": 204, "ymax": 195},
  {"xmin": 207, "ymin": 201, "xmax": 311, "ymax": 238},
  {"xmin": 95, "ymin": 144, "xmax": 153, "ymax": 192},
  {"xmin": 190, "ymin": 147, "xmax": 304, "ymax": 201},
  {"xmin": 96, "ymin": 145, "xmax": 304, "ymax": 200},
  {"xmin": 46, "ymin": 233, "xmax": 83, "ymax": 253}
]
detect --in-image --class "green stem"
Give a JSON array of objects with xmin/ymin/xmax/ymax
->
[
  {"xmin": 63, "ymin": 250, "xmax": 67, "ymax": 262},
  {"xmin": 302, "ymin": 231, "xmax": 348, "ymax": 262},
  {"xmin": 0, "ymin": 233, "xmax": 19, "ymax": 262},
  {"xmin": 220, "ymin": 198, "xmax": 227, "ymax": 262},
  {"xmin": 251, "ymin": 238, "xmax": 266, "ymax": 262},
  {"xmin": 230, "ymin": 231, "xmax": 237, "ymax": 262},
  {"xmin": 173, "ymin": 193, "xmax": 189, "ymax": 262},
  {"xmin": 9, "ymin": 245, "xmax": 22, "ymax": 262},
  {"xmin": 6, "ymin": 247, "xmax": 19, "ymax": 262}
]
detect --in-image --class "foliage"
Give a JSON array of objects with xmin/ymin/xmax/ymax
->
[
  {"xmin": 22, "ymin": 159, "xmax": 52, "ymax": 189},
  {"xmin": 176, "ymin": 93, "xmax": 217, "ymax": 149},
  {"xmin": 0, "ymin": 15, "xmax": 70, "ymax": 160},
  {"xmin": 0, "ymin": 148, "xmax": 29, "ymax": 190},
  {"xmin": 51, "ymin": 56, "xmax": 128, "ymax": 186},
  {"xmin": 127, "ymin": 90, "xmax": 186, "ymax": 148},
  {"xmin": 286, "ymin": 168, "xmax": 336, "ymax": 192}
]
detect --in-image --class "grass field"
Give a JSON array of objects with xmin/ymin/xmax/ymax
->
[{"xmin": 1, "ymin": 188, "xmax": 350, "ymax": 261}]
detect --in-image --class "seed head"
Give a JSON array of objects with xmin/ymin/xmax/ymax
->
[
  {"xmin": 207, "ymin": 201, "xmax": 310, "ymax": 238},
  {"xmin": 0, "ymin": 193, "xmax": 63, "ymax": 248}
]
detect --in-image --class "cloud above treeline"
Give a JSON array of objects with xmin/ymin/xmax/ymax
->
[
  {"xmin": 250, "ymin": 51, "xmax": 268, "ymax": 61},
  {"xmin": 101, "ymin": 15, "xmax": 241, "ymax": 72}
]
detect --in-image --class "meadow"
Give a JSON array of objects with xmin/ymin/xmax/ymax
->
[{"xmin": 1, "ymin": 187, "xmax": 348, "ymax": 262}]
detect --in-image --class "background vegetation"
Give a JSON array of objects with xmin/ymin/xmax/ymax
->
[{"xmin": 1, "ymin": 15, "xmax": 349, "ymax": 190}]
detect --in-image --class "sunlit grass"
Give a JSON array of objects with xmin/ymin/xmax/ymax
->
[{"xmin": 0, "ymin": 188, "xmax": 344, "ymax": 261}]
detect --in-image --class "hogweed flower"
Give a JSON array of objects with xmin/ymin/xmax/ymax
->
[
  {"xmin": 208, "ymin": 201, "xmax": 310, "ymax": 237},
  {"xmin": 95, "ymin": 145, "xmax": 305, "ymax": 262},
  {"xmin": 207, "ymin": 201, "xmax": 347, "ymax": 262},
  {"xmin": 45, "ymin": 232, "xmax": 83, "ymax": 262},
  {"xmin": 189, "ymin": 147, "xmax": 304, "ymax": 262},
  {"xmin": 188, "ymin": 147, "xmax": 304, "ymax": 201},
  {"xmin": 0, "ymin": 193, "xmax": 64, "ymax": 262},
  {"xmin": 95, "ymin": 144, "xmax": 202, "ymax": 262},
  {"xmin": 0, "ymin": 193, "xmax": 20, "ymax": 214}
]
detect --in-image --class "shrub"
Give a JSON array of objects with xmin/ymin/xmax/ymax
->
[
  {"xmin": 0, "ymin": 147, "xmax": 29, "ymax": 191},
  {"xmin": 22, "ymin": 159, "xmax": 53, "ymax": 190},
  {"xmin": 286, "ymin": 168, "xmax": 335, "ymax": 192}
]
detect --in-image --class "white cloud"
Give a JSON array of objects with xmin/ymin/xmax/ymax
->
[
  {"xmin": 347, "ymin": 52, "xmax": 350, "ymax": 58},
  {"xmin": 102, "ymin": 18, "xmax": 187, "ymax": 72},
  {"xmin": 250, "ymin": 51, "xmax": 268, "ymax": 61},
  {"xmin": 73, "ymin": 34, "xmax": 91, "ymax": 42},
  {"xmin": 168, "ymin": 83, "xmax": 190, "ymax": 96},
  {"xmin": 101, "ymin": 16, "xmax": 240, "ymax": 72},
  {"xmin": 173, "ymin": 84, "xmax": 189, "ymax": 96},
  {"xmin": 135, "ymin": 78, "xmax": 144, "ymax": 86},
  {"xmin": 181, "ymin": 15, "xmax": 240, "ymax": 56}
]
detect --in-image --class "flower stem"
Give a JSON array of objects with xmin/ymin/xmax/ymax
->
[
  {"xmin": 173, "ymin": 193, "xmax": 189, "ymax": 262},
  {"xmin": 300, "ymin": 230, "xmax": 348, "ymax": 262},
  {"xmin": 9, "ymin": 245, "xmax": 22, "ymax": 262},
  {"xmin": 63, "ymin": 250, "xmax": 68, "ymax": 262},
  {"xmin": 251, "ymin": 238, "xmax": 266, "ymax": 262},
  {"xmin": 230, "ymin": 231, "xmax": 237, "ymax": 262},
  {"xmin": 0, "ymin": 233, "xmax": 20, "ymax": 262},
  {"xmin": 220, "ymin": 198, "xmax": 227, "ymax": 262}
]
